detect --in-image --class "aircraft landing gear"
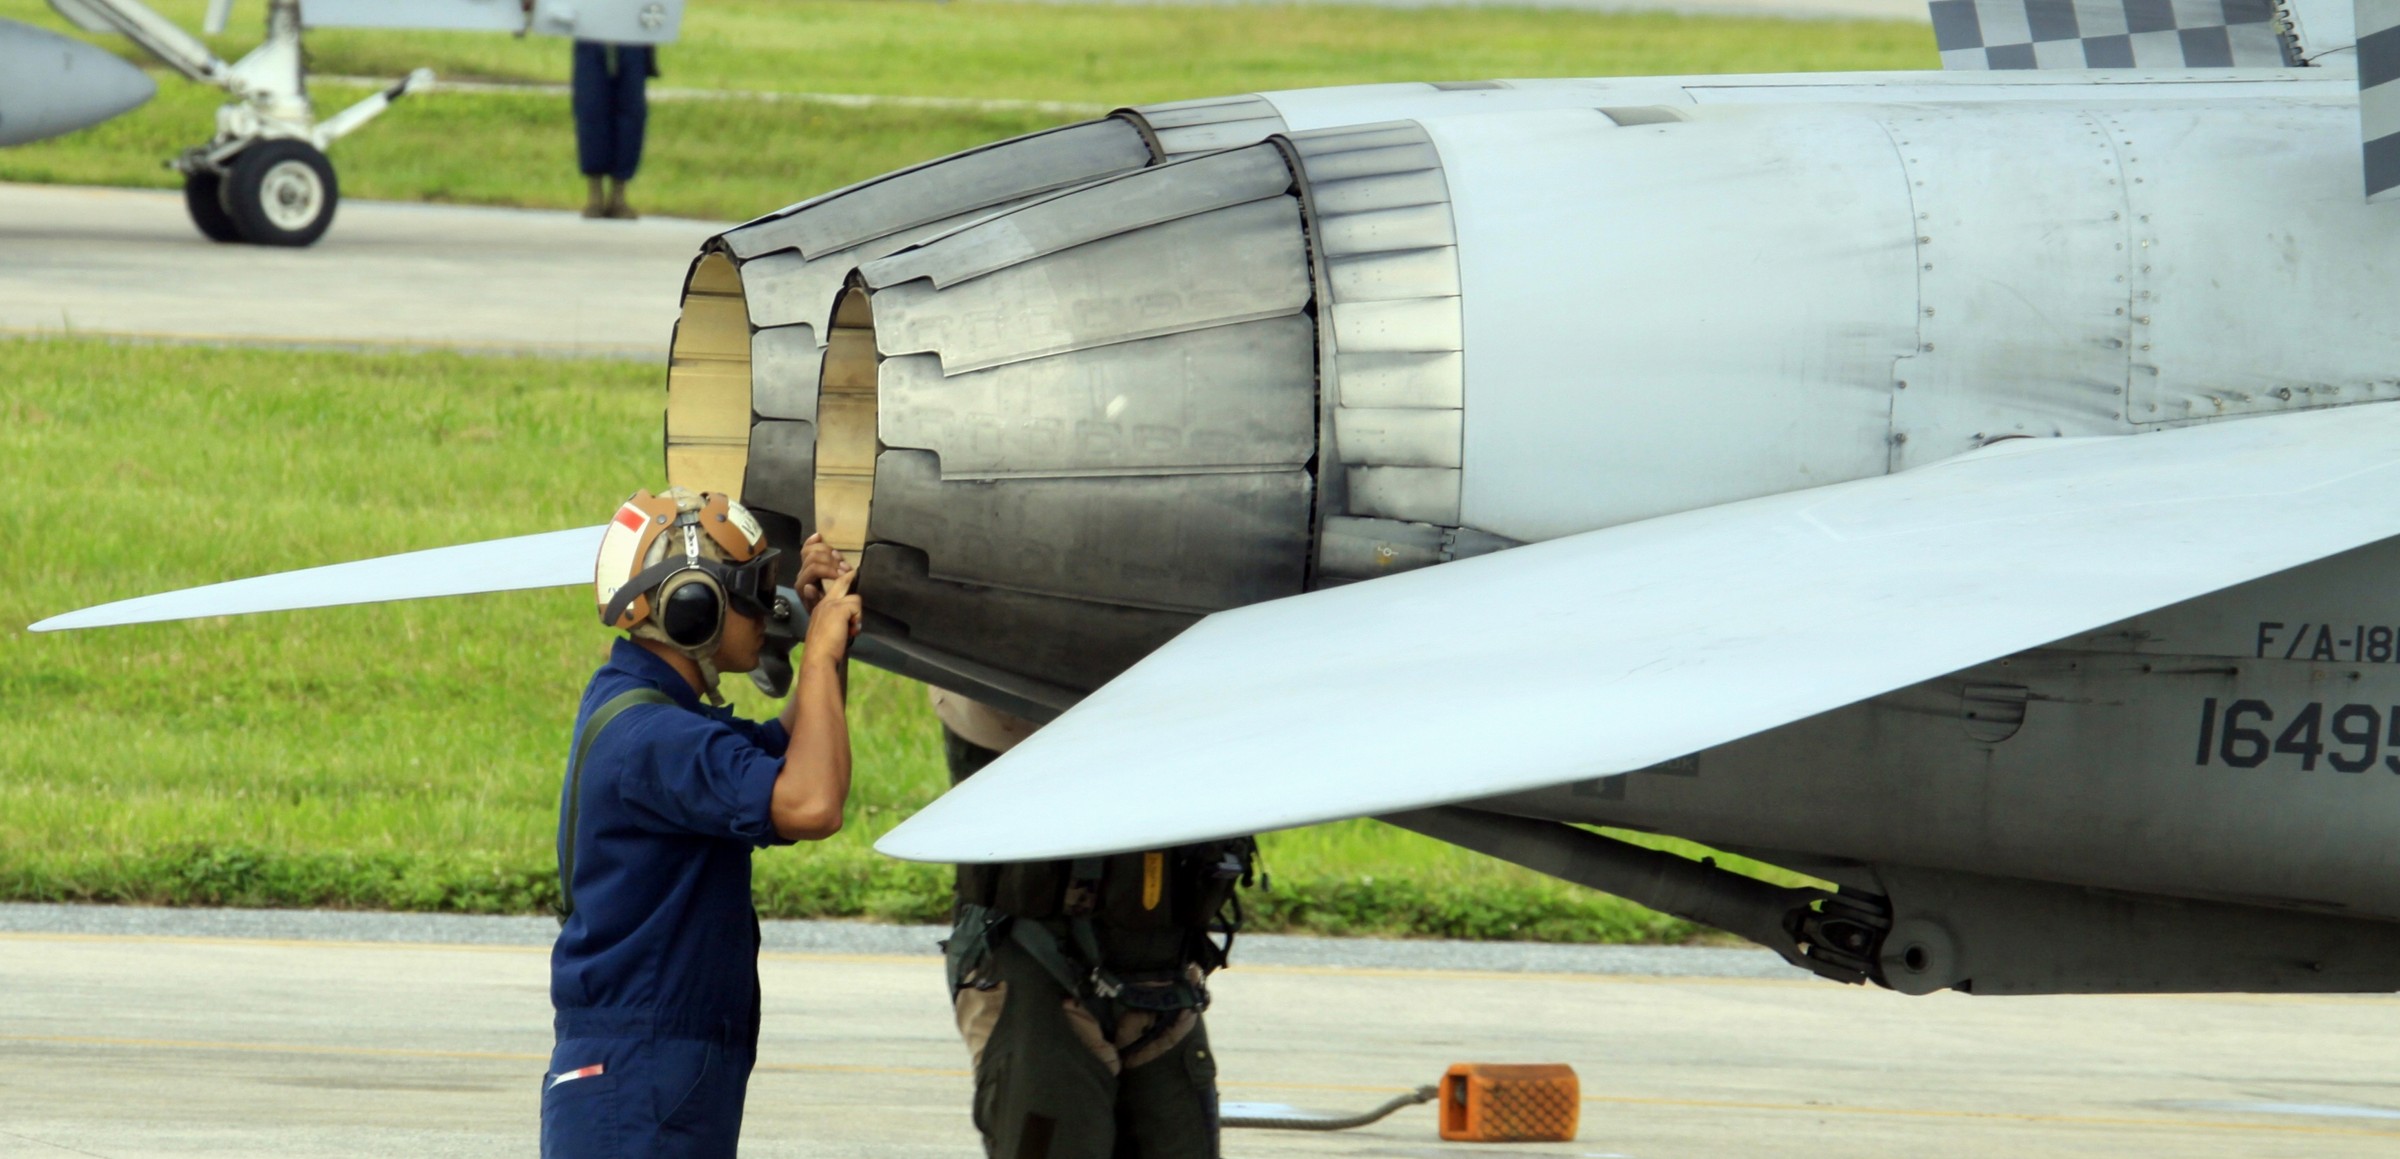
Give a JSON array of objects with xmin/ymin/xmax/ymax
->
[
  {"xmin": 61, "ymin": 0, "xmax": 425, "ymax": 247},
  {"xmin": 181, "ymin": 169, "xmax": 242, "ymax": 243},
  {"xmin": 210, "ymin": 140, "xmax": 339, "ymax": 247}
]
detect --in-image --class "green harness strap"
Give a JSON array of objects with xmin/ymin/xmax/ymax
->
[{"xmin": 556, "ymin": 687, "xmax": 674, "ymax": 923}]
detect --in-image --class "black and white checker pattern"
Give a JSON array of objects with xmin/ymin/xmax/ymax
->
[
  {"xmin": 2361, "ymin": 0, "xmax": 2400, "ymax": 199},
  {"xmin": 1930, "ymin": 0, "xmax": 2294, "ymax": 70}
]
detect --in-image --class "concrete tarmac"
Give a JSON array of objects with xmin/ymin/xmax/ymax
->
[
  {"xmin": 5, "ymin": 922, "xmax": 2400, "ymax": 1158},
  {"xmin": 0, "ymin": 182, "xmax": 727, "ymax": 360}
]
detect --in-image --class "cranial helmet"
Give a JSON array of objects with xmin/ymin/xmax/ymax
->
[{"xmin": 593, "ymin": 488, "xmax": 780, "ymax": 701}]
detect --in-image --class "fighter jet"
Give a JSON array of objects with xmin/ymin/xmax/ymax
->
[{"xmin": 39, "ymin": 0, "xmax": 2400, "ymax": 996}]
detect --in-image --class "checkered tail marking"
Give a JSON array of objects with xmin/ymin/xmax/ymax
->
[
  {"xmin": 2362, "ymin": 0, "xmax": 2400, "ymax": 199},
  {"xmin": 1930, "ymin": 0, "xmax": 2297, "ymax": 69}
]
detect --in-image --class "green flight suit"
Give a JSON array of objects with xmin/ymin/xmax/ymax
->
[{"xmin": 941, "ymin": 726, "xmax": 1248, "ymax": 1159}]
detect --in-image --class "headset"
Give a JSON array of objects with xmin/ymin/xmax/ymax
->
[{"xmin": 599, "ymin": 492, "xmax": 783, "ymax": 656}]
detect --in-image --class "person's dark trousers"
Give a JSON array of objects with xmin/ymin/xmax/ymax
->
[
  {"xmin": 540, "ymin": 1026, "xmax": 754, "ymax": 1158},
  {"xmin": 571, "ymin": 40, "xmax": 653, "ymax": 182}
]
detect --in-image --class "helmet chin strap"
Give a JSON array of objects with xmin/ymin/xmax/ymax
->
[
  {"xmin": 673, "ymin": 520, "xmax": 730, "ymax": 706},
  {"xmin": 691, "ymin": 655, "xmax": 728, "ymax": 707}
]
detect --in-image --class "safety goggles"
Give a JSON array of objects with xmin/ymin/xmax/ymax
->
[{"xmin": 707, "ymin": 547, "xmax": 784, "ymax": 621}]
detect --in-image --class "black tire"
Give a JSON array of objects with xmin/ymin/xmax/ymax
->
[
  {"xmin": 221, "ymin": 140, "xmax": 340, "ymax": 247},
  {"xmin": 182, "ymin": 170, "xmax": 243, "ymax": 244}
]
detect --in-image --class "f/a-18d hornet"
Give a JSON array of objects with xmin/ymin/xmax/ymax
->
[{"xmin": 42, "ymin": 0, "xmax": 2400, "ymax": 997}]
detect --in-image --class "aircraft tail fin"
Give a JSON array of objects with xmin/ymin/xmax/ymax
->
[
  {"xmin": 2359, "ymin": 0, "xmax": 2400, "ymax": 198},
  {"xmin": 1929, "ymin": 0, "xmax": 2295, "ymax": 69}
]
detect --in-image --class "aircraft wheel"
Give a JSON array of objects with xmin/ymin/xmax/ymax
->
[
  {"xmin": 181, "ymin": 170, "xmax": 243, "ymax": 244},
  {"xmin": 221, "ymin": 140, "xmax": 339, "ymax": 247}
]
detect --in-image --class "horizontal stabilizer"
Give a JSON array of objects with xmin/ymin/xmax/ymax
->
[
  {"xmin": 879, "ymin": 403, "xmax": 2400, "ymax": 864},
  {"xmin": 30, "ymin": 526, "xmax": 606, "ymax": 632}
]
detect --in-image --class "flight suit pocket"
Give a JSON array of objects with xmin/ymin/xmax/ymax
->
[
  {"xmin": 1187, "ymin": 1036, "xmax": 1221, "ymax": 1159},
  {"xmin": 1183, "ymin": 1038, "xmax": 1217, "ymax": 1087},
  {"xmin": 541, "ymin": 1047, "xmax": 626, "ymax": 1159}
]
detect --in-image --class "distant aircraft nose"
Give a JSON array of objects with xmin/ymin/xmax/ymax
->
[{"xmin": 0, "ymin": 18, "xmax": 155, "ymax": 147}]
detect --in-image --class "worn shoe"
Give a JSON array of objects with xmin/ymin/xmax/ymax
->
[
  {"xmin": 581, "ymin": 176, "xmax": 607, "ymax": 219},
  {"xmin": 604, "ymin": 179, "xmax": 638, "ymax": 220}
]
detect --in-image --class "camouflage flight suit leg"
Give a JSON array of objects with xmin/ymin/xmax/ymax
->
[
  {"xmin": 942, "ymin": 725, "xmax": 1231, "ymax": 1159},
  {"xmin": 958, "ymin": 934, "xmax": 1220, "ymax": 1159}
]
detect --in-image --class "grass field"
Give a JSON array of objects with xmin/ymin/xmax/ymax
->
[
  {"xmin": 2, "ymin": 336, "xmax": 1820, "ymax": 941},
  {"xmin": 0, "ymin": 0, "xmax": 1935, "ymax": 220}
]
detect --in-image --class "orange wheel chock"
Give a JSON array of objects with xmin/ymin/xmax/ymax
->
[{"xmin": 1436, "ymin": 1063, "xmax": 1580, "ymax": 1143}]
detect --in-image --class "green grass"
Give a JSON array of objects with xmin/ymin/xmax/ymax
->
[
  {"xmin": 0, "ymin": 0, "xmax": 1936, "ymax": 219},
  {"xmin": 1, "ymin": 336, "xmax": 1808, "ymax": 941}
]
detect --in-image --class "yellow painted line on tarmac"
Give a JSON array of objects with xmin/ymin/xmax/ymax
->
[
  {"xmin": 0, "ymin": 1033, "xmax": 968, "ymax": 1079},
  {"xmin": 5, "ymin": 1034, "xmax": 2396, "ymax": 1139},
  {"xmin": 13, "ymin": 931, "xmax": 2400, "ymax": 1000},
  {"xmin": 4, "ymin": 1033, "xmax": 545, "ymax": 1064},
  {"xmin": 0, "ymin": 931, "xmax": 929, "ymax": 967},
  {"xmin": 0, "ymin": 931, "xmax": 549, "ymax": 956}
]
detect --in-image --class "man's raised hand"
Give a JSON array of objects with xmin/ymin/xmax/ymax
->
[
  {"xmin": 795, "ymin": 532, "xmax": 851, "ymax": 614},
  {"xmin": 805, "ymin": 566, "xmax": 863, "ymax": 665}
]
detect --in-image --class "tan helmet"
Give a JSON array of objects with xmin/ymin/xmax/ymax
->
[{"xmin": 594, "ymin": 488, "xmax": 779, "ymax": 700}]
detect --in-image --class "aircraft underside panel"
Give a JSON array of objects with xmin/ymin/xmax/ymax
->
[
  {"xmin": 1503, "ymin": 636, "xmax": 2400, "ymax": 921},
  {"xmin": 1864, "ymin": 863, "xmax": 2400, "ymax": 994}
]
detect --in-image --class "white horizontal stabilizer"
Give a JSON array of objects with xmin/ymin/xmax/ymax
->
[
  {"xmin": 878, "ymin": 403, "xmax": 2400, "ymax": 863},
  {"xmin": 29, "ymin": 526, "xmax": 607, "ymax": 632}
]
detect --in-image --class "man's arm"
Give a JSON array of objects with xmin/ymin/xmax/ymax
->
[{"xmin": 770, "ymin": 566, "xmax": 861, "ymax": 841}]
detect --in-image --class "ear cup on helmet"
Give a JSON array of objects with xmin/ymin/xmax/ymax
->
[{"xmin": 658, "ymin": 572, "xmax": 724, "ymax": 650}]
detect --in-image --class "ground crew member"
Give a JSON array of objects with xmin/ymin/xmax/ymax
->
[
  {"xmin": 934, "ymin": 690, "xmax": 1259, "ymax": 1159},
  {"xmin": 571, "ymin": 36, "xmax": 656, "ymax": 218},
  {"xmin": 542, "ymin": 487, "xmax": 861, "ymax": 1158}
]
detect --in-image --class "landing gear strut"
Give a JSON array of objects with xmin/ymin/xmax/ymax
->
[
  {"xmin": 51, "ymin": 0, "xmax": 429, "ymax": 246},
  {"xmin": 1384, "ymin": 805, "xmax": 1896, "ymax": 986}
]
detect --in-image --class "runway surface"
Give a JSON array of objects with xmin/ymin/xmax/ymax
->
[
  {"xmin": 4, "ymin": 909, "xmax": 2399, "ymax": 1158},
  {"xmin": 0, "ymin": 183, "xmax": 727, "ymax": 360}
]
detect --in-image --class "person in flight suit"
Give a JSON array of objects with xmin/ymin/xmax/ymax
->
[
  {"xmin": 542, "ymin": 487, "xmax": 861, "ymax": 1159},
  {"xmin": 932, "ymin": 689, "xmax": 1260, "ymax": 1159},
  {"xmin": 572, "ymin": 35, "xmax": 657, "ymax": 218}
]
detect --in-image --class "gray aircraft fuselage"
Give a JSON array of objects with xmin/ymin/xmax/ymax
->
[{"xmin": 0, "ymin": 18, "xmax": 154, "ymax": 148}]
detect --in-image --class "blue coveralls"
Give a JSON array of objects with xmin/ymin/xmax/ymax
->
[
  {"xmin": 543, "ymin": 639, "xmax": 793, "ymax": 1159},
  {"xmin": 571, "ymin": 41, "xmax": 655, "ymax": 182}
]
